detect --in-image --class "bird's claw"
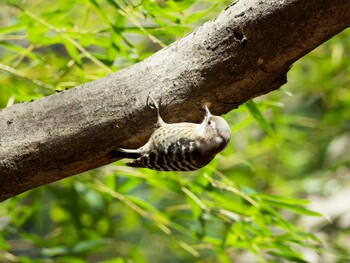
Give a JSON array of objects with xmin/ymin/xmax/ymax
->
[{"xmin": 147, "ymin": 94, "xmax": 161, "ymax": 111}]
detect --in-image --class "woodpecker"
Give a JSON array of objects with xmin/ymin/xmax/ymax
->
[{"xmin": 109, "ymin": 95, "xmax": 231, "ymax": 171}]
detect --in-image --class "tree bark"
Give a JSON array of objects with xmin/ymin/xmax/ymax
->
[{"xmin": 0, "ymin": 0, "xmax": 349, "ymax": 201}]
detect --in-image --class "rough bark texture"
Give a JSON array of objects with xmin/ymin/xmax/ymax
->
[{"xmin": 0, "ymin": 0, "xmax": 349, "ymax": 201}]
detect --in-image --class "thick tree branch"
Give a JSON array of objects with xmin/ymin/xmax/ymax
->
[{"xmin": 0, "ymin": 0, "xmax": 349, "ymax": 201}]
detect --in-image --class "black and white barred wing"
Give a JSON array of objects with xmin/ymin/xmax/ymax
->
[{"xmin": 126, "ymin": 138, "xmax": 201, "ymax": 171}]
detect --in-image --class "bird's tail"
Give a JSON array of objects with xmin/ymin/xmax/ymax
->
[{"xmin": 106, "ymin": 148, "xmax": 141, "ymax": 159}]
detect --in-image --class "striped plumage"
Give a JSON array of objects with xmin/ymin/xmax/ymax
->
[{"xmin": 109, "ymin": 96, "xmax": 231, "ymax": 171}]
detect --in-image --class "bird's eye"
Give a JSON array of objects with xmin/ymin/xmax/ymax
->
[{"xmin": 208, "ymin": 120, "xmax": 216, "ymax": 128}]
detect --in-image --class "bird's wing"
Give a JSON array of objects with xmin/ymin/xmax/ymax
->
[{"xmin": 127, "ymin": 138, "xmax": 201, "ymax": 171}]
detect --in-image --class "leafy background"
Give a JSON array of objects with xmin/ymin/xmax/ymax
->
[{"xmin": 1, "ymin": 0, "xmax": 350, "ymax": 262}]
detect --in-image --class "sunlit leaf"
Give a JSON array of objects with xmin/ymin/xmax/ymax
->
[{"xmin": 245, "ymin": 100, "xmax": 276, "ymax": 137}]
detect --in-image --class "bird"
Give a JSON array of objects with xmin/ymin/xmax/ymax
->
[{"xmin": 108, "ymin": 95, "xmax": 231, "ymax": 171}]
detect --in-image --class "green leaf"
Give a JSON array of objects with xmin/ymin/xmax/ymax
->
[
  {"xmin": 186, "ymin": 194, "xmax": 203, "ymax": 219},
  {"xmin": 0, "ymin": 22, "xmax": 25, "ymax": 35},
  {"xmin": 245, "ymin": 100, "xmax": 276, "ymax": 137},
  {"xmin": 42, "ymin": 239, "xmax": 110, "ymax": 257},
  {"xmin": 26, "ymin": 21, "xmax": 47, "ymax": 44},
  {"xmin": 185, "ymin": 4, "xmax": 218, "ymax": 24},
  {"xmin": 0, "ymin": 41, "xmax": 39, "ymax": 61},
  {"xmin": 62, "ymin": 37, "xmax": 82, "ymax": 67},
  {"xmin": 256, "ymin": 193, "xmax": 311, "ymax": 205},
  {"xmin": 165, "ymin": 0, "xmax": 197, "ymax": 12}
]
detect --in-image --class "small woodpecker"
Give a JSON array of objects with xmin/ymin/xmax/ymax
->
[{"xmin": 108, "ymin": 95, "xmax": 231, "ymax": 171}]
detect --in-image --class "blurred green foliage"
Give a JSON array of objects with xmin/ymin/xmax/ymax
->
[{"xmin": 1, "ymin": 0, "xmax": 350, "ymax": 262}]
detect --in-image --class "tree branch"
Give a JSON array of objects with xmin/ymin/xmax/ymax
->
[{"xmin": 0, "ymin": 0, "xmax": 349, "ymax": 201}]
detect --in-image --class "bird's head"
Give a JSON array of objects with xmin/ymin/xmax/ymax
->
[{"xmin": 200, "ymin": 106, "xmax": 231, "ymax": 151}]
